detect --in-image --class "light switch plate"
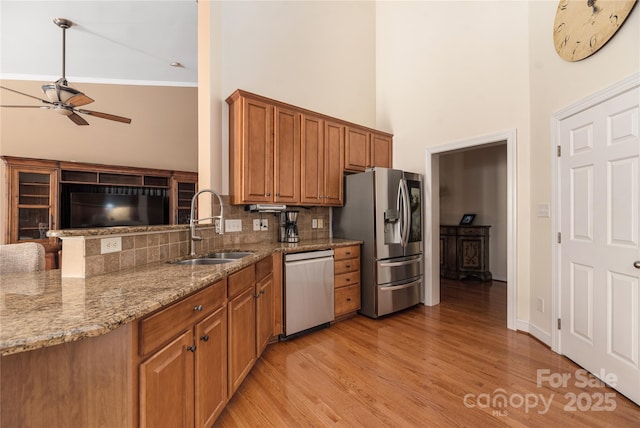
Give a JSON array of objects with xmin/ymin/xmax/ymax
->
[
  {"xmin": 100, "ymin": 237, "xmax": 122, "ymax": 254},
  {"xmin": 259, "ymin": 219, "xmax": 268, "ymax": 230},
  {"xmin": 317, "ymin": 219, "xmax": 324, "ymax": 229},
  {"xmin": 536, "ymin": 203, "xmax": 550, "ymax": 218},
  {"xmin": 253, "ymin": 219, "xmax": 261, "ymax": 231},
  {"xmin": 312, "ymin": 219, "xmax": 318, "ymax": 229}
]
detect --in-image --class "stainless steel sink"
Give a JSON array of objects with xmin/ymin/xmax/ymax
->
[
  {"xmin": 206, "ymin": 252, "xmax": 254, "ymax": 259},
  {"xmin": 173, "ymin": 258, "xmax": 233, "ymax": 266},
  {"xmin": 171, "ymin": 251, "xmax": 253, "ymax": 266}
]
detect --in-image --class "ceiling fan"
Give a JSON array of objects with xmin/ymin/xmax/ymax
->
[{"xmin": 0, "ymin": 18, "xmax": 132, "ymax": 126}]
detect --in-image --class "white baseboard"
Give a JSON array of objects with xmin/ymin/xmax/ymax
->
[{"xmin": 516, "ymin": 319, "xmax": 552, "ymax": 347}]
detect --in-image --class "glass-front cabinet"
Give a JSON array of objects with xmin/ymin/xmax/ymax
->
[
  {"xmin": 170, "ymin": 172, "xmax": 197, "ymax": 224},
  {"xmin": 4, "ymin": 157, "xmax": 60, "ymax": 269},
  {"xmin": 16, "ymin": 171, "xmax": 56, "ymax": 240}
]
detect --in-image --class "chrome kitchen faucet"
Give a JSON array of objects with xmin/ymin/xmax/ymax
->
[{"xmin": 189, "ymin": 189, "xmax": 224, "ymax": 256}]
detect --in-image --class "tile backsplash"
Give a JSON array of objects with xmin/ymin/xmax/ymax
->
[{"xmin": 67, "ymin": 198, "xmax": 331, "ymax": 277}]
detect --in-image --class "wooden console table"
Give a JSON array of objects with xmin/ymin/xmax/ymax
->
[{"xmin": 440, "ymin": 225, "xmax": 492, "ymax": 281}]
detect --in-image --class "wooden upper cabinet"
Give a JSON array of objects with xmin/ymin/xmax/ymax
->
[
  {"xmin": 300, "ymin": 116, "xmax": 343, "ymax": 206},
  {"xmin": 274, "ymin": 106, "xmax": 300, "ymax": 203},
  {"xmin": 345, "ymin": 127, "xmax": 393, "ymax": 172},
  {"xmin": 227, "ymin": 89, "xmax": 391, "ymax": 205},
  {"xmin": 242, "ymin": 97, "xmax": 273, "ymax": 203},
  {"xmin": 344, "ymin": 127, "xmax": 370, "ymax": 172},
  {"xmin": 300, "ymin": 114, "xmax": 325, "ymax": 204},
  {"xmin": 323, "ymin": 120, "xmax": 344, "ymax": 206},
  {"xmin": 370, "ymin": 132, "xmax": 393, "ymax": 169}
]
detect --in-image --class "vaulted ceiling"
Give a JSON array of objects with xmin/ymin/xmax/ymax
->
[{"xmin": 0, "ymin": 0, "xmax": 197, "ymax": 87}]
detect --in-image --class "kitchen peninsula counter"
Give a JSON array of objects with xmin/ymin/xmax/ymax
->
[{"xmin": 0, "ymin": 238, "xmax": 360, "ymax": 356}]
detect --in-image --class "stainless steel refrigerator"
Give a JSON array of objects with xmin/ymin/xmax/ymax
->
[{"xmin": 333, "ymin": 168, "xmax": 423, "ymax": 318}]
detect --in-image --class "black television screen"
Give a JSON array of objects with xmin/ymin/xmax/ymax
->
[{"xmin": 70, "ymin": 193, "xmax": 166, "ymax": 228}]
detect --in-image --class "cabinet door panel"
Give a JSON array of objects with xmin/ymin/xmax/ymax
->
[
  {"xmin": 370, "ymin": 133, "xmax": 392, "ymax": 168},
  {"xmin": 228, "ymin": 287, "xmax": 256, "ymax": 396},
  {"xmin": 243, "ymin": 98, "xmax": 273, "ymax": 202},
  {"xmin": 195, "ymin": 306, "xmax": 227, "ymax": 428},
  {"xmin": 256, "ymin": 274, "xmax": 273, "ymax": 357},
  {"xmin": 324, "ymin": 121, "xmax": 344, "ymax": 205},
  {"xmin": 344, "ymin": 127, "xmax": 369, "ymax": 172},
  {"xmin": 139, "ymin": 331, "xmax": 194, "ymax": 428},
  {"xmin": 274, "ymin": 107, "xmax": 300, "ymax": 203},
  {"xmin": 300, "ymin": 115, "xmax": 324, "ymax": 204}
]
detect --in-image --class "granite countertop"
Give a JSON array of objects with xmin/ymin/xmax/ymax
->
[{"xmin": 0, "ymin": 238, "xmax": 360, "ymax": 356}]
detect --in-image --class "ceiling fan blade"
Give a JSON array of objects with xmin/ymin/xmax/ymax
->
[
  {"xmin": 0, "ymin": 85, "xmax": 52, "ymax": 104},
  {"xmin": 66, "ymin": 93, "xmax": 94, "ymax": 107},
  {"xmin": 77, "ymin": 109, "xmax": 132, "ymax": 124},
  {"xmin": 0, "ymin": 105, "xmax": 51, "ymax": 109},
  {"xmin": 67, "ymin": 112, "xmax": 89, "ymax": 126}
]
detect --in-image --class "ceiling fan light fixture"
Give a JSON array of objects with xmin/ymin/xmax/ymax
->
[{"xmin": 42, "ymin": 83, "xmax": 80, "ymax": 104}]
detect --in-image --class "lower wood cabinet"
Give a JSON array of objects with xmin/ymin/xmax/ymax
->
[
  {"xmin": 228, "ymin": 282, "xmax": 256, "ymax": 396},
  {"xmin": 333, "ymin": 245, "xmax": 361, "ymax": 319},
  {"xmin": 139, "ymin": 279, "xmax": 227, "ymax": 428},
  {"xmin": 227, "ymin": 256, "xmax": 274, "ymax": 397}
]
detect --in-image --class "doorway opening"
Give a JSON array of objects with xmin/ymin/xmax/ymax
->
[{"xmin": 424, "ymin": 129, "xmax": 517, "ymax": 330}]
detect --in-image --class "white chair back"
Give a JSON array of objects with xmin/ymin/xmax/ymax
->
[{"xmin": 0, "ymin": 243, "xmax": 46, "ymax": 274}]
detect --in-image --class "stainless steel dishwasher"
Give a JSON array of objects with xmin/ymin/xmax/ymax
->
[{"xmin": 283, "ymin": 249, "xmax": 335, "ymax": 338}]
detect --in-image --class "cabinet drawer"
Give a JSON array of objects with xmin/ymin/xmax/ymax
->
[
  {"xmin": 335, "ymin": 271, "xmax": 360, "ymax": 288},
  {"xmin": 255, "ymin": 256, "xmax": 273, "ymax": 282},
  {"xmin": 334, "ymin": 258, "xmax": 359, "ymax": 275},
  {"xmin": 457, "ymin": 226, "xmax": 489, "ymax": 237},
  {"xmin": 140, "ymin": 279, "xmax": 226, "ymax": 356},
  {"xmin": 334, "ymin": 245, "xmax": 360, "ymax": 261},
  {"xmin": 334, "ymin": 284, "xmax": 360, "ymax": 316},
  {"xmin": 228, "ymin": 265, "xmax": 256, "ymax": 299}
]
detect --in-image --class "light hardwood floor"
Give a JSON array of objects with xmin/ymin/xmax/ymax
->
[{"xmin": 215, "ymin": 279, "xmax": 640, "ymax": 427}]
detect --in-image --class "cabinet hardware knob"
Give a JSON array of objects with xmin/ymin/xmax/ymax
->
[
  {"xmin": 346, "ymin": 278, "xmax": 351, "ymax": 282},
  {"xmin": 194, "ymin": 305, "xmax": 203, "ymax": 312},
  {"xmin": 345, "ymin": 265, "xmax": 351, "ymax": 269},
  {"xmin": 254, "ymin": 293, "xmax": 260, "ymax": 298},
  {"xmin": 346, "ymin": 298, "xmax": 351, "ymax": 301},
  {"xmin": 276, "ymin": 193, "xmax": 280, "ymax": 197},
  {"xmin": 266, "ymin": 193, "xmax": 271, "ymax": 197},
  {"xmin": 319, "ymin": 195, "xmax": 323, "ymax": 199},
  {"xmin": 345, "ymin": 252, "xmax": 351, "ymax": 255},
  {"xmin": 260, "ymin": 289, "xmax": 266, "ymax": 294},
  {"xmin": 634, "ymin": 261, "xmax": 640, "ymax": 269},
  {"xmin": 200, "ymin": 335, "xmax": 209, "ymax": 342},
  {"xmin": 187, "ymin": 345, "xmax": 197, "ymax": 352}
]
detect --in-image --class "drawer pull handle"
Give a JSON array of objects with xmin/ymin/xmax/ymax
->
[
  {"xmin": 194, "ymin": 305, "xmax": 203, "ymax": 312},
  {"xmin": 346, "ymin": 278, "xmax": 351, "ymax": 282},
  {"xmin": 345, "ymin": 265, "xmax": 351, "ymax": 269},
  {"xmin": 200, "ymin": 335, "xmax": 209, "ymax": 342},
  {"xmin": 187, "ymin": 345, "xmax": 197, "ymax": 352},
  {"xmin": 346, "ymin": 298, "xmax": 351, "ymax": 302},
  {"xmin": 260, "ymin": 290, "xmax": 266, "ymax": 295}
]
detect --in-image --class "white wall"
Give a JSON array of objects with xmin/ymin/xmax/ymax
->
[
  {"xmin": 375, "ymin": 1, "xmax": 532, "ymax": 322},
  {"xmin": 220, "ymin": 0, "xmax": 376, "ymax": 126},
  {"xmin": 527, "ymin": 2, "xmax": 640, "ymax": 336},
  {"xmin": 440, "ymin": 144, "xmax": 508, "ymax": 281}
]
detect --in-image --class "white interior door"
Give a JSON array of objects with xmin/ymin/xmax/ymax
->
[{"xmin": 559, "ymin": 86, "xmax": 640, "ymax": 404}]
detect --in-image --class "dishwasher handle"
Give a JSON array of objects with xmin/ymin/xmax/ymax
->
[{"xmin": 285, "ymin": 249, "xmax": 334, "ymax": 262}]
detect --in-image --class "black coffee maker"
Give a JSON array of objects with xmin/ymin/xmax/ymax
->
[{"xmin": 279, "ymin": 210, "xmax": 300, "ymax": 243}]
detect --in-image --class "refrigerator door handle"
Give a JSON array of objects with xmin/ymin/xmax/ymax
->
[{"xmin": 400, "ymin": 178, "xmax": 410, "ymax": 247}]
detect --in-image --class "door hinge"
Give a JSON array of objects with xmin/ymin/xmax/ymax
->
[
  {"xmin": 557, "ymin": 145, "xmax": 561, "ymax": 157},
  {"xmin": 557, "ymin": 232, "xmax": 561, "ymax": 244},
  {"xmin": 557, "ymin": 318, "xmax": 561, "ymax": 330}
]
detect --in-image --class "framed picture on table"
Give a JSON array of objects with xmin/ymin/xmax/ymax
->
[{"xmin": 459, "ymin": 214, "xmax": 476, "ymax": 226}]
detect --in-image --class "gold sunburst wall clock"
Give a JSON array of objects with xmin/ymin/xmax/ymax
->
[{"xmin": 553, "ymin": 0, "xmax": 638, "ymax": 61}]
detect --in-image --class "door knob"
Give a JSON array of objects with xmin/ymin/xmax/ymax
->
[{"xmin": 634, "ymin": 261, "xmax": 640, "ymax": 269}]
